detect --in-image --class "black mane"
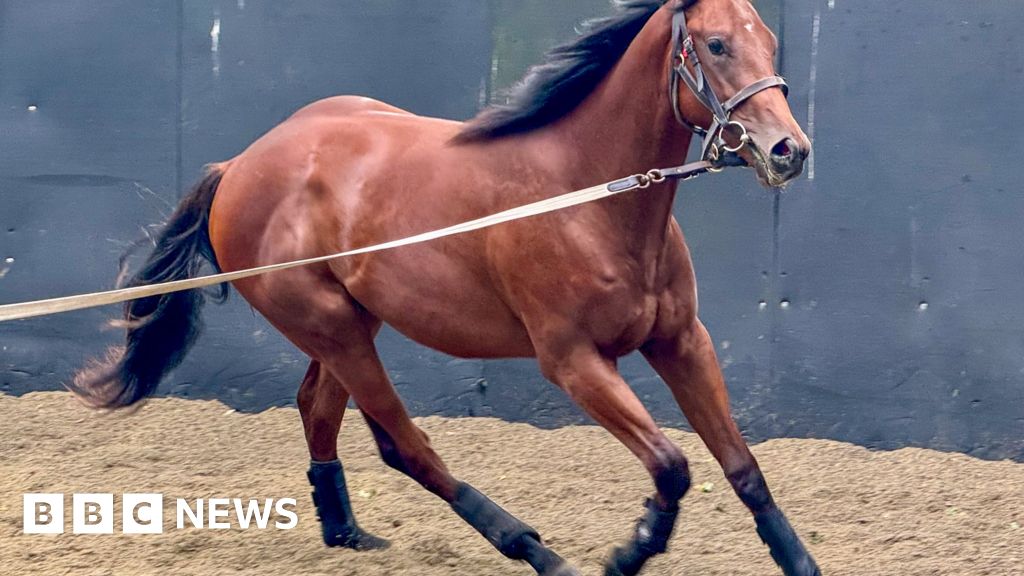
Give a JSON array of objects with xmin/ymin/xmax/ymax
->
[{"xmin": 455, "ymin": 0, "xmax": 671, "ymax": 143}]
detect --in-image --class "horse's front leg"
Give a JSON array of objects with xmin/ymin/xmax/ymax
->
[
  {"xmin": 538, "ymin": 345, "xmax": 691, "ymax": 576},
  {"xmin": 642, "ymin": 319, "xmax": 821, "ymax": 576}
]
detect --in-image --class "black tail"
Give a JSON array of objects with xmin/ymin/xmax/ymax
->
[{"xmin": 71, "ymin": 166, "xmax": 228, "ymax": 408}]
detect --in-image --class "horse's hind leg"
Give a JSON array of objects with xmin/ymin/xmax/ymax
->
[
  {"xmin": 250, "ymin": 268, "xmax": 576, "ymax": 573},
  {"xmin": 642, "ymin": 320, "xmax": 821, "ymax": 576},
  {"xmin": 316, "ymin": 334, "xmax": 580, "ymax": 576},
  {"xmin": 536, "ymin": 345, "xmax": 691, "ymax": 576},
  {"xmin": 297, "ymin": 359, "xmax": 390, "ymax": 550}
]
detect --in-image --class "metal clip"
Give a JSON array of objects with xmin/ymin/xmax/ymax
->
[
  {"xmin": 721, "ymin": 121, "xmax": 751, "ymax": 153},
  {"xmin": 607, "ymin": 175, "xmax": 642, "ymax": 193},
  {"xmin": 646, "ymin": 169, "xmax": 666, "ymax": 184}
]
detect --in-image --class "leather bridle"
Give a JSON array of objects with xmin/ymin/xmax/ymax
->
[{"xmin": 669, "ymin": 8, "xmax": 789, "ymax": 168}]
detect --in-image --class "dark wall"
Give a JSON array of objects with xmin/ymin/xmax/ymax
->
[
  {"xmin": 1, "ymin": 1, "xmax": 1022, "ymax": 461},
  {"xmin": 771, "ymin": 0, "xmax": 1024, "ymax": 459}
]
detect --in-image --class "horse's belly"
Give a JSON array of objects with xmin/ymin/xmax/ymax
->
[
  {"xmin": 385, "ymin": 309, "xmax": 535, "ymax": 360},
  {"xmin": 337, "ymin": 248, "xmax": 536, "ymax": 359}
]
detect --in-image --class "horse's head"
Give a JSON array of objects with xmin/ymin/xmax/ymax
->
[{"xmin": 669, "ymin": 0, "xmax": 810, "ymax": 187}]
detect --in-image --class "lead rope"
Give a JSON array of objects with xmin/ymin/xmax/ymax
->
[{"xmin": 0, "ymin": 161, "xmax": 713, "ymax": 322}]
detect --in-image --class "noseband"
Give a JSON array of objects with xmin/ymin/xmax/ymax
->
[{"xmin": 669, "ymin": 9, "xmax": 789, "ymax": 168}]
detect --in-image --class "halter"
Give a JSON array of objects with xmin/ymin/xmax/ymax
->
[{"xmin": 669, "ymin": 8, "xmax": 789, "ymax": 168}]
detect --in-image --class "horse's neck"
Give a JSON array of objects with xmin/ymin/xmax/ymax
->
[{"xmin": 542, "ymin": 8, "xmax": 693, "ymax": 254}]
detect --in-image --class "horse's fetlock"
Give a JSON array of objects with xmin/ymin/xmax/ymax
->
[
  {"xmin": 727, "ymin": 465, "xmax": 774, "ymax": 512},
  {"xmin": 650, "ymin": 441, "xmax": 690, "ymax": 503},
  {"xmin": 377, "ymin": 441, "xmax": 408, "ymax": 474}
]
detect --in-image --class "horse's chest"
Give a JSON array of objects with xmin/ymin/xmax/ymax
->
[
  {"xmin": 571, "ymin": 266, "xmax": 663, "ymax": 356},
  {"xmin": 597, "ymin": 291, "xmax": 661, "ymax": 356},
  {"xmin": 496, "ymin": 219, "xmax": 676, "ymax": 355}
]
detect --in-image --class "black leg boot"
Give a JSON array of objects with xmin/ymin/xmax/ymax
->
[
  {"xmin": 755, "ymin": 508, "xmax": 821, "ymax": 576},
  {"xmin": 308, "ymin": 459, "xmax": 390, "ymax": 550},
  {"xmin": 451, "ymin": 482, "xmax": 580, "ymax": 576},
  {"xmin": 605, "ymin": 498, "xmax": 679, "ymax": 576}
]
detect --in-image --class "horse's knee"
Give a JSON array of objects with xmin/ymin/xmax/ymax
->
[
  {"xmin": 649, "ymin": 439, "xmax": 690, "ymax": 504},
  {"xmin": 727, "ymin": 464, "xmax": 774, "ymax": 513}
]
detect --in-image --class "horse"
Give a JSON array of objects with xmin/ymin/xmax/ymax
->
[{"xmin": 73, "ymin": 1, "xmax": 816, "ymax": 574}]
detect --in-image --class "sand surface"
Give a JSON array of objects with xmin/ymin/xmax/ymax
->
[{"xmin": 0, "ymin": 391, "xmax": 1021, "ymax": 575}]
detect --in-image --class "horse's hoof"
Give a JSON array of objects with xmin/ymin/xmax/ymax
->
[
  {"xmin": 604, "ymin": 565, "xmax": 626, "ymax": 576},
  {"xmin": 350, "ymin": 530, "xmax": 392, "ymax": 551},
  {"xmin": 541, "ymin": 561, "xmax": 582, "ymax": 576},
  {"xmin": 604, "ymin": 545, "xmax": 642, "ymax": 576},
  {"xmin": 324, "ymin": 526, "xmax": 391, "ymax": 551},
  {"xmin": 773, "ymin": 554, "xmax": 820, "ymax": 576},
  {"xmin": 767, "ymin": 542, "xmax": 820, "ymax": 576},
  {"xmin": 790, "ymin": 559, "xmax": 821, "ymax": 576}
]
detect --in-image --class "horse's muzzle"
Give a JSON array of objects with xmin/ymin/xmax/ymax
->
[{"xmin": 768, "ymin": 137, "xmax": 808, "ymax": 181}]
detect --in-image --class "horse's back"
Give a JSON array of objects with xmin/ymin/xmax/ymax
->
[{"xmin": 288, "ymin": 95, "xmax": 413, "ymax": 120}]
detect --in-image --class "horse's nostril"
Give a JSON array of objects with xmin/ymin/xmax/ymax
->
[{"xmin": 771, "ymin": 138, "xmax": 795, "ymax": 160}]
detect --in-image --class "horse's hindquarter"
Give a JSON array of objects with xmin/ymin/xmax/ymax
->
[{"xmin": 211, "ymin": 102, "xmax": 536, "ymax": 358}]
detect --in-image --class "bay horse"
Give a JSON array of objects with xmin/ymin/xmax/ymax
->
[{"xmin": 73, "ymin": 1, "xmax": 816, "ymax": 574}]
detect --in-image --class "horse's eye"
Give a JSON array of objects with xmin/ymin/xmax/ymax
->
[{"xmin": 708, "ymin": 38, "xmax": 726, "ymax": 56}]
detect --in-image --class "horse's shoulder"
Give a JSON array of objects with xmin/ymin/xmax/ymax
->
[{"xmin": 645, "ymin": 219, "xmax": 698, "ymax": 341}]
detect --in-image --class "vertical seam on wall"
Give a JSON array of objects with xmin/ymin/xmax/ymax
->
[
  {"xmin": 777, "ymin": 0, "xmax": 786, "ymax": 78},
  {"xmin": 770, "ymin": 191, "xmax": 781, "ymax": 387},
  {"xmin": 176, "ymin": 0, "xmax": 184, "ymax": 197},
  {"xmin": 768, "ymin": 0, "xmax": 788, "ymax": 390},
  {"xmin": 484, "ymin": 0, "xmax": 497, "ymax": 107}
]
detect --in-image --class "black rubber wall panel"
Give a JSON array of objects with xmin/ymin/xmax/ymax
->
[
  {"xmin": 1, "ymin": 0, "xmax": 180, "ymax": 395},
  {"xmin": 1, "ymin": 1, "xmax": 1022, "ymax": 461},
  {"xmin": 768, "ymin": 1, "xmax": 1024, "ymax": 459}
]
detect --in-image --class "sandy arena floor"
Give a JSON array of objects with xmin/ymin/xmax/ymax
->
[{"xmin": 0, "ymin": 391, "xmax": 1021, "ymax": 575}]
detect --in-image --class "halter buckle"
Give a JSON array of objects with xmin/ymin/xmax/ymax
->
[
  {"xmin": 706, "ymin": 144, "xmax": 723, "ymax": 171},
  {"xmin": 680, "ymin": 36, "xmax": 694, "ymax": 61}
]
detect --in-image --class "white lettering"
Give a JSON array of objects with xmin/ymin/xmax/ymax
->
[
  {"xmin": 73, "ymin": 493, "xmax": 113, "ymax": 534},
  {"xmin": 176, "ymin": 498, "xmax": 204, "ymax": 529},
  {"xmin": 123, "ymin": 493, "xmax": 163, "ymax": 534},
  {"xmin": 274, "ymin": 498, "xmax": 298, "ymax": 529},
  {"xmin": 23, "ymin": 494, "xmax": 63, "ymax": 534},
  {"xmin": 233, "ymin": 499, "xmax": 273, "ymax": 529},
  {"xmin": 208, "ymin": 498, "xmax": 231, "ymax": 529},
  {"xmin": 24, "ymin": 494, "xmax": 297, "ymax": 533}
]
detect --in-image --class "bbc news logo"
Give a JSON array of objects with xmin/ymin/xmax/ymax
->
[{"xmin": 23, "ymin": 493, "xmax": 298, "ymax": 534}]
